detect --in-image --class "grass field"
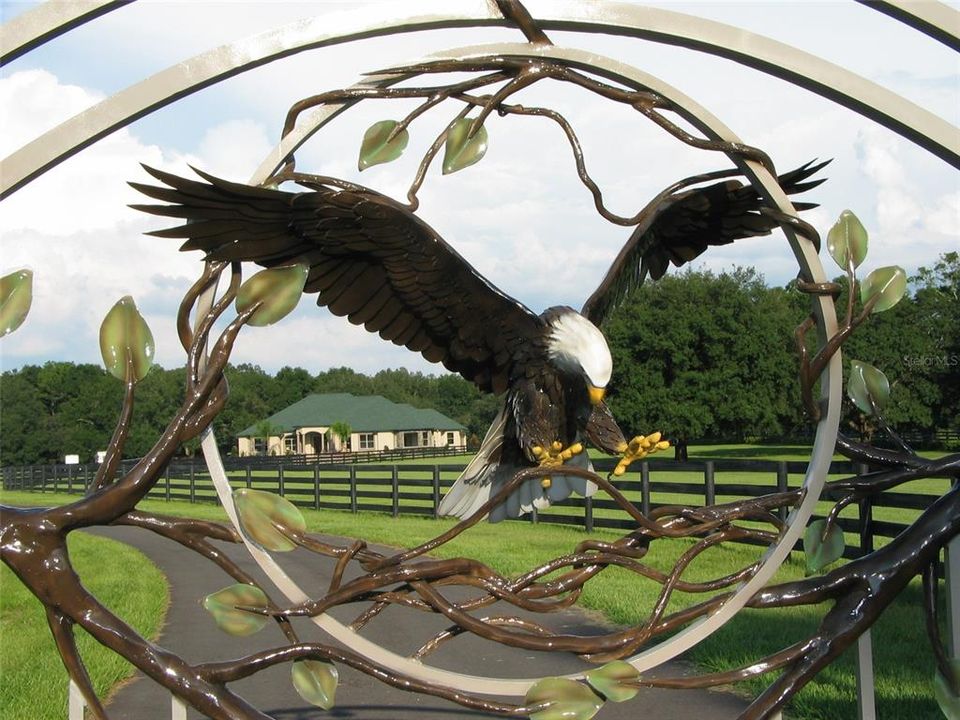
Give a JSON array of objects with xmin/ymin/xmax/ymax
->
[
  {"xmin": 0, "ymin": 530, "xmax": 168, "ymax": 720},
  {"xmin": 1, "ymin": 484, "xmax": 947, "ymax": 719}
]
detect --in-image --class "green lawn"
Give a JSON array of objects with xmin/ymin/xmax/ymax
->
[
  {"xmin": 1, "ymin": 486, "xmax": 946, "ymax": 719},
  {"xmin": 0, "ymin": 530, "xmax": 168, "ymax": 720}
]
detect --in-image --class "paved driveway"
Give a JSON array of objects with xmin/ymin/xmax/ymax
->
[{"xmin": 94, "ymin": 526, "xmax": 751, "ymax": 719}]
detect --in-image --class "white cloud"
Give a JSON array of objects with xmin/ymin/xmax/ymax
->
[
  {"xmin": 196, "ymin": 118, "xmax": 273, "ymax": 181},
  {"xmin": 2, "ymin": 1, "xmax": 957, "ymax": 379}
]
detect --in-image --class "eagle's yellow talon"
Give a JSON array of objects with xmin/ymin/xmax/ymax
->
[
  {"xmin": 532, "ymin": 440, "xmax": 583, "ymax": 473},
  {"xmin": 541, "ymin": 477, "xmax": 552, "ymax": 489},
  {"xmin": 614, "ymin": 431, "xmax": 670, "ymax": 475}
]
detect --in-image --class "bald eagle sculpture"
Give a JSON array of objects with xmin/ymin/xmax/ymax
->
[{"xmin": 132, "ymin": 160, "xmax": 826, "ymax": 522}]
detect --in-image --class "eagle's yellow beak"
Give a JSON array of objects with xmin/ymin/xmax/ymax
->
[{"xmin": 588, "ymin": 385, "xmax": 605, "ymax": 406}]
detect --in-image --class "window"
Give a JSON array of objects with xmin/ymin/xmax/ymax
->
[
  {"xmin": 421, "ymin": 431, "xmax": 430, "ymax": 446},
  {"xmin": 402, "ymin": 431, "xmax": 420, "ymax": 448},
  {"xmin": 359, "ymin": 433, "xmax": 375, "ymax": 450},
  {"xmin": 284, "ymin": 435, "xmax": 296, "ymax": 454},
  {"xmin": 446, "ymin": 431, "xmax": 456, "ymax": 446},
  {"xmin": 253, "ymin": 438, "xmax": 265, "ymax": 454}
]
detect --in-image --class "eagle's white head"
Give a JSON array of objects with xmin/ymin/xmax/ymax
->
[{"xmin": 545, "ymin": 310, "xmax": 612, "ymax": 405}]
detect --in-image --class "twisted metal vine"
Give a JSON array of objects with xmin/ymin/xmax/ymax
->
[{"xmin": 1, "ymin": 2, "xmax": 958, "ymax": 719}]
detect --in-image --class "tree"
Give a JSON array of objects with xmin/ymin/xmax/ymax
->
[
  {"xmin": 328, "ymin": 421, "xmax": 352, "ymax": 452},
  {"xmin": 273, "ymin": 366, "xmax": 315, "ymax": 409},
  {"xmin": 604, "ymin": 268, "xmax": 802, "ymax": 443},
  {"xmin": 252, "ymin": 419, "xmax": 282, "ymax": 456},
  {"xmin": 914, "ymin": 251, "xmax": 959, "ymax": 434}
]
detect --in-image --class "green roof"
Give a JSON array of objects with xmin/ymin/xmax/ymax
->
[{"xmin": 238, "ymin": 393, "xmax": 466, "ymax": 436}]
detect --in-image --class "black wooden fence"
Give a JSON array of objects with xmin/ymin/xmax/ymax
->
[{"xmin": 2, "ymin": 456, "xmax": 946, "ymax": 561}]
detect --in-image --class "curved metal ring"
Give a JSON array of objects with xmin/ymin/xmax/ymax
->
[{"xmin": 199, "ymin": 42, "xmax": 841, "ymax": 696}]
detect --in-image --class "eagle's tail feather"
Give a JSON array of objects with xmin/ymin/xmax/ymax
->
[{"xmin": 439, "ymin": 401, "xmax": 597, "ymax": 523}]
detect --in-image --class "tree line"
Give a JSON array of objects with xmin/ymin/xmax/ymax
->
[{"xmin": 2, "ymin": 253, "xmax": 956, "ymax": 465}]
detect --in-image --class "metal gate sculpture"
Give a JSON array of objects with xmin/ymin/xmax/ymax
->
[{"xmin": 1, "ymin": 2, "xmax": 957, "ymax": 720}]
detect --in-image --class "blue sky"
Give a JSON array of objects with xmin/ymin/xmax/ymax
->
[{"xmin": 1, "ymin": 1, "xmax": 957, "ymax": 376}]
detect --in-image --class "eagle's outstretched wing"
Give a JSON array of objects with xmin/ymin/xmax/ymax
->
[
  {"xmin": 131, "ymin": 167, "xmax": 543, "ymax": 394},
  {"xmin": 580, "ymin": 159, "xmax": 829, "ymax": 326}
]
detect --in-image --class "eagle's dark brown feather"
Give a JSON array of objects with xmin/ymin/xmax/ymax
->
[{"xmin": 580, "ymin": 159, "xmax": 829, "ymax": 326}]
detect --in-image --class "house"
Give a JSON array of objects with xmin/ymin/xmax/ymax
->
[{"xmin": 237, "ymin": 393, "xmax": 467, "ymax": 456}]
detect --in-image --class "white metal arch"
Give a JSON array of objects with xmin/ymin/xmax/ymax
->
[
  {"xmin": 2, "ymin": 0, "xmax": 950, "ymax": 702},
  {"xmin": 2, "ymin": 0, "xmax": 957, "ymax": 198}
]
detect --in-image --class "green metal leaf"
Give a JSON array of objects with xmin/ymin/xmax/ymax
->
[
  {"xmin": 0, "ymin": 268, "xmax": 33, "ymax": 337},
  {"xmin": 826, "ymin": 210, "xmax": 868, "ymax": 271},
  {"xmin": 99, "ymin": 296, "xmax": 155, "ymax": 382},
  {"xmin": 934, "ymin": 659, "xmax": 960, "ymax": 720},
  {"xmin": 233, "ymin": 488, "xmax": 306, "ymax": 552},
  {"xmin": 847, "ymin": 360, "xmax": 890, "ymax": 415},
  {"xmin": 202, "ymin": 583, "xmax": 270, "ymax": 636},
  {"xmin": 585, "ymin": 660, "xmax": 641, "ymax": 702},
  {"xmin": 358, "ymin": 120, "xmax": 409, "ymax": 171},
  {"xmin": 803, "ymin": 519, "xmax": 845, "ymax": 575},
  {"xmin": 524, "ymin": 678, "xmax": 603, "ymax": 720},
  {"xmin": 292, "ymin": 659, "xmax": 339, "ymax": 709},
  {"xmin": 860, "ymin": 265, "xmax": 906, "ymax": 313},
  {"xmin": 235, "ymin": 264, "xmax": 308, "ymax": 327},
  {"xmin": 442, "ymin": 118, "xmax": 488, "ymax": 175}
]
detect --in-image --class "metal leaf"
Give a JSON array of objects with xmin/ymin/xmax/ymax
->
[
  {"xmin": 847, "ymin": 360, "xmax": 890, "ymax": 415},
  {"xmin": 358, "ymin": 120, "xmax": 409, "ymax": 171},
  {"xmin": 826, "ymin": 210, "xmax": 868, "ymax": 271},
  {"xmin": 202, "ymin": 583, "xmax": 270, "ymax": 636},
  {"xmin": 524, "ymin": 678, "xmax": 603, "ymax": 720},
  {"xmin": 99, "ymin": 296, "xmax": 155, "ymax": 382},
  {"xmin": 934, "ymin": 659, "xmax": 960, "ymax": 720},
  {"xmin": 233, "ymin": 488, "xmax": 306, "ymax": 552},
  {"xmin": 584, "ymin": 660, "xmax": 641, "ymax": 702},
  {"xmin": 442, "ymin": 118, "xmax": 488, "ymax": 175},
  {"xmin": 803, "ymin": 519, "xmax": 845, "ymax": 575},
  {"xmin": 0, "ymin": 268, "xmax": 33, "ymax": 337},
  {"xmin": 860, "ymin": 265, "xmax": 906, "ymax": 314},
  {"xmin": 235, "ymin": 264, "xmax": 308, "ymax": 327},
  {"xmin": 292, "ymin": 660, "xmax": 339, "ymax": 710}
]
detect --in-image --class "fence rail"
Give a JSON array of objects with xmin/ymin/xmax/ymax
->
[{"xmin": 2, "ymin": 456, "xmax": 946, "ymax": 561}]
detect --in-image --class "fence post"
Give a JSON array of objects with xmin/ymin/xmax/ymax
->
[
  {"xmin": 391, "ymin": 466, "xmax": 399, "ymax": 518},
  {"xmin": 640, "ymin": 461, "xmax": 651, "ymax": 516},
  {"xmin": 278, "ymin": 465, "xmax": 285, "ymax": 496},
  {"xmin": 776, "ymin": 461, "xmax": 789, "ymax": 521},
  {"xmin": 313, "ymin": 465, "xmax": 321, "ymax": 511},
  {"xmin": 432, "ymin": 466, "xmax": 441, "ymax": 519},
  {"xmin": 245, "ymin": 466, "xmax": 252, "ymax": 489},
  {"xmin": 189, "ymin": 460, "xmax": 196, "ymax": 503},
  {"xmin": 53, "ymin": 465, "xmax": 59, "ymax": 493},
  {"xmin": 350, "ymin": 467, "xmax": 358, "ymax": 513},
  {"xmin": 704, "ymin": 461, "xmax": 715, "ymax": 506},
  {"xmin": 857, "ymin": 463, "xmax": 872, "ymax": 557},
  {"xmin": 859, "ymin": 497, "xmax": 874, "ymax": 557},
  {"xmin": 67, "ymin": 464, "xmax": 74, "ymax": 493},
  {"xmin": 584, "ymin": 495, "xmax": 594, "ymax": 533},
  {"xmin": 40, "ymin": 464, "xmax": 46, "ymax": 493}
]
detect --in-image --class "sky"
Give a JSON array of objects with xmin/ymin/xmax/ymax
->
[{"xmin": 1, "ymin": 0, "xmax": 957, "ymax": 378}]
